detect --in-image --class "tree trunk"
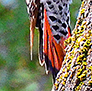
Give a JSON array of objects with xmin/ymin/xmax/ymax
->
[{"xmin": 52, "ymin": 0, "xmax": 92, "ymax": 90}]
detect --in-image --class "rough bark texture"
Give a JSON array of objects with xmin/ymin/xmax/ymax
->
[{"xmin": 52, "ymin": 0, "xmax": 92, "ymax": 90}]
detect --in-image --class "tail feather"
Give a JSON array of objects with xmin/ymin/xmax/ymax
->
[
  {"xmin": 30, "ymin": 17, "xmax": 36, "ymax": 60},
  {"xmin": 53, "ymin": 38, "xmax": 65, "ymax": 67},
  {"xmin": 28, "ymin": 0, "xmax": 40, "ymax": 60},
  {"xmin": 52, "ymin": 42, "xmax": 61, "ymax": 70},
  {"xmin": 39, "ymin": 27, "xmax": 44, "ymax": 66},
  {"xmin": 48, "ymin": 42, "xmax": 54, "ymax": 68}
]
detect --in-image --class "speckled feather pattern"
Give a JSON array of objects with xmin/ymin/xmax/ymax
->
[
  {"xmin": 26, "ymin": 0, "xmax": 72, "ymax": 43},
  {"xmin": 43, "ymin": 0, "xmax": 72, "ymax": 43},
  {"xmin": 52, "ymin": 0, "xmax": 92, "ymax": 90}
]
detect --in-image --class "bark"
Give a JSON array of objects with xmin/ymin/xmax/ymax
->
[{"xmin": 52, "ymin": 0, "xmax": 92, "ymax": 90}]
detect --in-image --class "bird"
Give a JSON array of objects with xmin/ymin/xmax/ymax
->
[
  {"xmin": 26, "ymin": 0, "xmax": 72, "ymax": 82},
  {"xmin": 52, "ymin": 0, "xmax": 92, "ymax": 90}
]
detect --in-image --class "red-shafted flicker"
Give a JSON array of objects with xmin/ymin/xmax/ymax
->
[{"xmin": 26, "ymin": 0, "xmax": 72, "ymax": 82}]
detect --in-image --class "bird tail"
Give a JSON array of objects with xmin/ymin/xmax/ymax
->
[
  {"xmin": 30, "ymin": 18, "xmax": 36, "ymax": 60},
  {"xmin": 29, "ymin": 0, "xmax": 40, "ymax": 60}
]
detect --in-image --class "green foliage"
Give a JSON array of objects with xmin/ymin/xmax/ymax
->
[
  {"xmin": 70, "ymin": 0, "xmax": 81, "ymax": 29},
  {"xmin": 0, "ymin": 0, "xmax": 81, "ymax": 91}
]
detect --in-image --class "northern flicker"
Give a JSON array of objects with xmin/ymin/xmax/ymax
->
[{"xmin": 26, "ymin": 0, "xmax": 72, "ymax": 82}]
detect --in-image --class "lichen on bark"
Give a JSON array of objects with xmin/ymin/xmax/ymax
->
[{"xmin": 52, "ymin": 0, "xmax": 92, "ymax": 91}]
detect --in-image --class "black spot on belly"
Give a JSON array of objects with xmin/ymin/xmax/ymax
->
[
  {"xmin": 56, "ymin": 1, "xmax": 59, "ymax": 4},
  {"xmin": 66, "ymin": 4, "xmax": 67, "ymax": 7},
  {"xmin": 49, "ymin": 5, "xmax": 54, "ymax": 9},
  {"xmin": 53, "ymin": 11, "xmax": 58, "ymax": 14},
  {"xmin": 58, "ymin": 5, "xmax": 63, "ymax": 11},
  {"xmin": 63, "ymin": 3, "xmax": 65, "ymax": 6},
  {"xmin": 54, "ymin": 35, "xmax": 60, "ymax": 40},
  {"xmin": 60, "ymin": 11, "xmax": 62, "ymax": 15},
  {"xmin": 66, "ymin": 17, "xmax": 69, "ymax": 24},
  {"xmin": 47, "ymin": 1, "xmax": 51, "ymax": 5},
  {"xmin": 65, "ymin": 12, "xmax": 67, "ymax": 16},
  {"xmin": 52, "ymin": 25, "xmax": 59, "ymax": 30},
  {"xmin": 58, "ymin": 19, "xmax": 62, "ymax": 23},
  {"xmin": 59, "ymin": 30, "xmax": 68, "ymax": 36},
  {"xmin": 49, "ymin": 16, "xmax": 57, "ymax": 22},
  {"xmin": 62, "ymin": 23, "xmax": 67, "ymax": 28},
  {"xmin": 53, "ymin": 0, "xmax": 56, "ymax": 2}
]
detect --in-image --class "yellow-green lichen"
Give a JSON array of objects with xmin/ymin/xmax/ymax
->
[{"xmin": 53, "ymin": 0, "xmax": 92, "ymax": 90}]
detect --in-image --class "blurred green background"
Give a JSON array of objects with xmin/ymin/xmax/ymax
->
[{"xmin": 0, "ymin": 0, "xmax": 81, "ymax": 91}]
